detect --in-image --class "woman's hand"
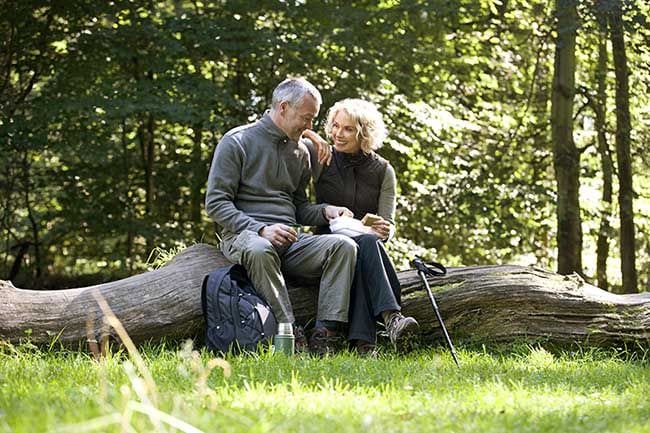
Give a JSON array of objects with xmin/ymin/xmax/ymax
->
[
  {"xmin": 302, "ymin": 129, "xmax": 332, "ymax": 165},
  {"xmin": 370, "ymin": 218, "xmax": 391, "ymax": 241}
]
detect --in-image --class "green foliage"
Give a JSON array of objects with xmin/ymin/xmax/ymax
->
[
  {"xmin": 1, "ymin": 341, "xmax": 649, "ymax": 432},
  {"xmin": 1, "ymin": 0, "xmax": 648, "ymax": 289}
]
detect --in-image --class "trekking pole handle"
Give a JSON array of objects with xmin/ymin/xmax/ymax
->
[
  {"xmin": 411, "ymin": 257, "xmax": 447, "ymax": 276},
  {"xmin": 411, "ymin": 257, "xmax": 429, "ymax": 273}
]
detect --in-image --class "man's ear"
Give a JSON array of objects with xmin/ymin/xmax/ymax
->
[{"xmin": 278, "ymin": 101, "xmax": 290, "ymax": 116}]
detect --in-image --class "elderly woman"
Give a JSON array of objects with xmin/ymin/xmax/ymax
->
[{"xmin": 304, "ymin": 98, "xmax": 418, "ymax": 354}]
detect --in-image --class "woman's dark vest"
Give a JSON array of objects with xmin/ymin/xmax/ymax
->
[{"xmin": 315, "ymin": 149, "xmax": 388, "ymax": 234}]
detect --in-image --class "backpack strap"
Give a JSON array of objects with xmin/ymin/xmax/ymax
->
[
  {"xmin": 226, "ymin": 266, "xmax": 241, "ymax": 344},
  {"xmin": 202, "ymin": 264, "xmax": 238, "ymax": 324},
  {"xmin": 201, "ymin": 274, "xmax": 210, "ymax": 317},
  {"xmin": 230, "ymin": 264, "xmax": 277, "ymax": 338},
  {"xmin": 412, "ymin": 256, "xmax": 447, "ymax": 276}
]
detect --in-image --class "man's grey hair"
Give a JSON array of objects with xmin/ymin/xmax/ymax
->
[{"xmin": 271, "ymin": 77, "xmax": 322, "ymax": 109}]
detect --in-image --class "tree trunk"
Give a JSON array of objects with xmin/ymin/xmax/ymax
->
[
  {"xmin": 190, "ymin": 125, "xmax": 206, "ymax": 241},
  {"xmin": 609, "ymin": 1, "xmax": 638, "ymax": 294},
  {"xmin": 21, "ymin": 149, "xmax": 43, "ymax": 288},
  {"xmin": 594, "ymin": 15, "xmax": 613, "ymax": 291},
  {"xmin": 1, "ymin": 244, "xmax": 649, "ymax": 348},
  {"xmin": 138, "ymin": 111, "xmax": 156, "ymax": 256},
  {"xmin": 121, "ymin": 118, "xmax": 135, "ymax": 272},
  {"xmin": 551, "ymin": 0, "xmax": 582, "ymax": 276}
]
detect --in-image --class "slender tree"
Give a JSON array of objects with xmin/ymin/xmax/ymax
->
[
  {"xmin": 551, "ymin": 0, "xmax": 582, "ymax": 275},
  {"xmin": 608, "ymin": 0, "xmax": 638, "ymax": 293},
  {"xmin": 190, "ymin": 124, "xmax": 206, "ymax": 242},
  {"xmin": 594, "ymin": 8, "xmax": 614, "ymax": 291}
]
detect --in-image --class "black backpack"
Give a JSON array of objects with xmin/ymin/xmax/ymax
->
[{"xmin": 201, "ymin": 264, "xmax": 277, "ymax": 353}]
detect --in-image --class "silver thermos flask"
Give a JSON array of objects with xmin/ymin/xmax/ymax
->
[{"xmin": 273, "ymin": 322, "xmax": 295, "ymax": 355}]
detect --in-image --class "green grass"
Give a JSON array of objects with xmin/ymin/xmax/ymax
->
[{"xmin": 1, "ymin": 341, "xmax": 649, "ymax": 433}]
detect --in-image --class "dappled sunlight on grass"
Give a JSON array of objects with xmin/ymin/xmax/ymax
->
[
  {"xmin": 1, "ymin": 342, "xmax": 649, "ymax": 433},
  {"xmin": 191, "ymin": 358, "xmax": 648, "ymax": 433}
]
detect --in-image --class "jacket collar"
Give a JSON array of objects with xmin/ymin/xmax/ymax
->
[
  {"xmin": 335, "ymin": 148, "xmax": 374, "ymax": 168},
  {"xmin": 259, "ymin": 111, "xmax": 290, "ymax": 144}
]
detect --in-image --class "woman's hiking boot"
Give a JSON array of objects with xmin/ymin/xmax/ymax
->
[{"xmin": 386, "ymin": 312, "xmax": 419, "ymax": 350}]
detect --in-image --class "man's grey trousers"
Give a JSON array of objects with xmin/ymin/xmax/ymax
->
[{"xmin": 221, "ymin": 230, "xmax": 358, "ymax": 324}]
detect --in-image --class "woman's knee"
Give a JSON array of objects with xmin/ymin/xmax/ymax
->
[{"xmin": 355, "ymin": 233, "xmax": 381, "ymax": 248}]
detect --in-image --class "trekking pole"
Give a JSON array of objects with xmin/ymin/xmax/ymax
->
[{"xmin": 411, "ymin": 257, "xmax": 460, "ymax": 367}]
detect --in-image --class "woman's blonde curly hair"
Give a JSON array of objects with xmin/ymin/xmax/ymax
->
[{"xmin": 324, "ymin": 98, "xmax": 387, "ymax": 154}]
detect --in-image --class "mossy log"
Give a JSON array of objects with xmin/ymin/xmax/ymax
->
[{"xmin": 1, "ymin": 243, "xmax": 649, "ymax": 348}]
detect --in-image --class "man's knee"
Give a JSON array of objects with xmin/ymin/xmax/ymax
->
[
  {"xmin": 240, "ymin": 235, "xmax": 278, "ymax": 266},
  {"xmin": 328, "ymin": 234, "xmax": 358, "ymax": 261}
]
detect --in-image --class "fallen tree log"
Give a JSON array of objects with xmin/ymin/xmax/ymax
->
[{"xmin": 1, "ymin": 243, "xmax": 649, "ymax": 348}]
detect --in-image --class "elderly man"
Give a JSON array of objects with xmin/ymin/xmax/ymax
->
[{"xmin": 205, "ymin": 77, "xmax": 357, "ymax": 354}]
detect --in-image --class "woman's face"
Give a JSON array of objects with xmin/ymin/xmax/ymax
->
[{"xmin": 330, "ymin": 110, "xmax": 361, "ymax": 154}]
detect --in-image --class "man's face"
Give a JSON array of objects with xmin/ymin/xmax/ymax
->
[{"xmin": 280, "ymin": 95, "xmax": 319, "ymax": 142}]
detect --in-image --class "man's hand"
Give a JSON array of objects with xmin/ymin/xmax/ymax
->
[
  {"xmin": 259, "ymin": 224, "xmax": 298, "ymax": 247},
  {"xmin": 302, "ymin": 129, "xmax": 332, "ymax": 165},
  {"xmin": 323, "ymin": 205, "xmax": 353, "ymax": 220}
]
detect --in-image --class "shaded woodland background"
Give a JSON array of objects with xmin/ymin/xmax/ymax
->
[{"xmin": 1, "ymin": 0, "xmax": 648, "ymax": 293}]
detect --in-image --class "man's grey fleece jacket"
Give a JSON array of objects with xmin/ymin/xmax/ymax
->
[{"xmin": 205, "ymin": 113, "xmax": 329, "ymax": 236}]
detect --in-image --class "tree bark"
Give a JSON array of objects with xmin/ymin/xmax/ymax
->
[
  {"xmin": 594, "ymin": 14, "xmax": 613, "ymax": 291},
  {"xmin": 1, "ymin": 244, "xmax": 649, "ymax": 348},
  {"xmin": 190, "ymin": 124, "xmax": 206, "ymax": 242},
  {"xmin": 609, "ymin": 1, "xmax": 638, "ymax": 293},
  {"xmin": 137, "ymin": 110, "xmax": 156, "ymax": 256},
  {"xmin": 551, "ymin": 0, "xmax": 582, "ymax": 276}
]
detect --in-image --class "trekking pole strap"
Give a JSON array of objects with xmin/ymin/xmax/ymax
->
[{"xmin": 411, "ymin": 257, "xmax": 447, "ymax": 277}]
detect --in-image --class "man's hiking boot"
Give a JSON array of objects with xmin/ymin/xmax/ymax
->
[
  {"xmin": 386, "ymin": 312, "xmax": 419, "ymax": 348},
  {"xmin": 354, "ymin": 340, "xmax": 378, "ymax": 358},
  {"xmin": 308, "ymin": 327, "xmax": 345, "ymax": 356},
  {"xmin": 294, "ymin": 325, "xmax": 309, "ymax": 353}
]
